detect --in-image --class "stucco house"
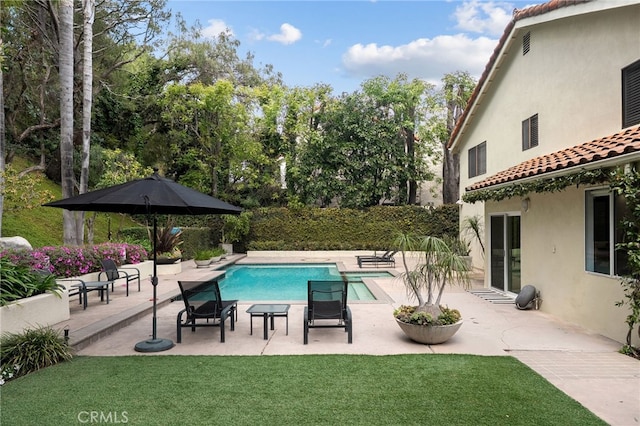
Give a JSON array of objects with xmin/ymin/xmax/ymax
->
[{"xmin": 448, "ymin": 0, "xmax": 640, "ymax": 344}]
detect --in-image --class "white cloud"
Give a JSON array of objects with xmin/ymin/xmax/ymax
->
[
  {"xmin": 453, "ymin": 1, "xmax": 513, "ymax": 36},
  {"xmin": 267, "ymin": 23, "xmax": 302, "ymax": 45},
  {"xmin": 201, "ymin": 19, "xmax": 233, "ymax": 38},
  {"xmin": 248, "ymin": 28, "xmax": 265, "ymax": 42},
  {"xmin": 341, "ymin": 34, "xmax": 496, "ymax": 84}
]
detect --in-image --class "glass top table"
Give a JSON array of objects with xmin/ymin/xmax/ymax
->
[{"xmin": 246, "ymin": 304, "xmax": 290, "ymax": 340}]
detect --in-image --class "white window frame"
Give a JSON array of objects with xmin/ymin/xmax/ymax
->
[{"xmin": 585, "ymin": 188, "xmax": 628, "ymax": 276}]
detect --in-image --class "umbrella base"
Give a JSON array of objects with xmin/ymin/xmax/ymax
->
[{"xmin": 134, "ymin": 338, "xmax": 174, "ymax": 353}]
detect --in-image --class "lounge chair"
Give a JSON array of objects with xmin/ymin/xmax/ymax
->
[
  {"xmin": 176, "ymin": 279, "xmax": 238, "ymax": 343},
  {"xmin": 303, "ymin": 280, "xmax": 352, "ymax": 344},
  {"xmin": 356, "ymin": 250, "xmax": 397, "ymax": 268},
  {"xmin": 98, "ymin": 259, "xmax": 140, "ymax": 296}
]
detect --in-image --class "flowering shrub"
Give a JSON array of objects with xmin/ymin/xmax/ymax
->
[
  {"xmin": 0, "ymin": 243, "xmax": 147, "ymax": 278},
  {"xmin": 0, "ymin": 364, "xmax": 20, "ymax": 386}
]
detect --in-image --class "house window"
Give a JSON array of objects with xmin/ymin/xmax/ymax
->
[
  {"xmin": 522, "ymin": 32, "xmax": 530, "ymax": 55},
  {"xmin": 622, "ymin": 59, "xmax": 640, "ymax": 128},
  {"xmin": 468, "ymin": 141, "xmax": 486, "ymax": 178},
  {"xmin": 585, "ymin": 189, "xmax": 629, "ymax": 276},
  {"xmin": 522, "ymin": 114, "xmax": 538, "ymax": 151}
]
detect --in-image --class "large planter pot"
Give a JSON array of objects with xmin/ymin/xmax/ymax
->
[
  {"xmin": 194, "ymin": 259, "xmax": 211, "ymax": 268},
  {"xmin": 395, "ymin": 318, "xmax": 463, "ymax": 345},
  {"xmin": 156, "ymin": 257, "xmax": 181, "ymax": 265}
]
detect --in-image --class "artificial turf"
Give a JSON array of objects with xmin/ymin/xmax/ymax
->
[{"xmin": 0, "ymin": 354, "xmax": 605, "ymax": 425}]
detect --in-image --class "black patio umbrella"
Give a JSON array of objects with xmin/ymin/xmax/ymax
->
[{"xmin": 44, "ymin": 171, "xmax": 242, "ymax": 352}]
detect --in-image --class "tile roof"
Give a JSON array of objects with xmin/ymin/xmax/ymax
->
[
  {"xmin": 466, "ymin": 125, "xmax": 640, "ymax": 191},
  {"xmin": 447, "ymin": 0, "xmax": 590, "ymax": 150}
]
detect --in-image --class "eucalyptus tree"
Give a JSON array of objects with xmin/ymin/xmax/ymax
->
[
  {"xmin": 162, "ymin": 26, "xmax": 281, "ymax": 88},
  {"xmin": 439, "ymin": 71, "xmax": 476, "ymax": 204},
  {"xmin": 59, "ymin": 0, "xmax": 75, "ymax": 244},
  {"xmin": 2, "ymin": 0, "xmax": 170, "ymax": 242}
]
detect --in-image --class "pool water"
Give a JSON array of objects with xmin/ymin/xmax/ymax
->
[{"xmin": 217, "ymin": 264, "xmax": 389, "ymax": 301}]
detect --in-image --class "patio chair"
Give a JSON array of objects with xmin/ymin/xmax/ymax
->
[
  {"xmin": 176, "ymin": 280, "xmax": 238, "ymax": 343},
  {"xmin": 356, "ymin": 250, "xmax": 397, "ymax": 268},
  {"xmin": 304, "ymin": 280, "xmax": 352, "ymax": 344},
  {"xmin": 57, "ymin": 277, "xmax": 112, "ymax": 310},
  {"xmin": 98, "ymin": 259, "xmax": 140, "ymax": 296}
]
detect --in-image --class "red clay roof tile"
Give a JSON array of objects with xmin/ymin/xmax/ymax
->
[{"xmin": 466, "ymin": 125, "xmax": 640, "ymax": 191}]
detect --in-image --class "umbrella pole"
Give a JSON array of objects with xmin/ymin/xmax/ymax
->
[{"xmin": 134, "ymin": 213, "xmax": 174, "ymax": 352}]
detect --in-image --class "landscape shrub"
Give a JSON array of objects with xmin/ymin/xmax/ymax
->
[
  {"xmin": 247, "ymin": 205, "xmax": 459, "ymax": 251},
  {"xmin": 0, "ymin": 326, "xmax": 72, "ymax": 384},
  {"xmin": 0, "ymin": 257, "xmax": 64, "ymax": 306},
  {"xmin": 116, "ymin": 205, "xmax": 459, "ymax": 252},
  {"xmin": 0, "ymin": 243, "xmax": 147, "ymax": 278}
]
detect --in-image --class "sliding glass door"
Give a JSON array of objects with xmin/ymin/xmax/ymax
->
[{"xmin": 490, "ymin": 214, "xmax": 521, "ymax": 293}]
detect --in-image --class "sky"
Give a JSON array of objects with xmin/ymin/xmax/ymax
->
[{"xmin": 166, "ymin": 0, "xmax": 541, "ymax": 94}]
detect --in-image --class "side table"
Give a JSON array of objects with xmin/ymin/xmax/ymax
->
[{"xmin": 246, "ymin": 304, "xmax": 290, "ymax": 340}]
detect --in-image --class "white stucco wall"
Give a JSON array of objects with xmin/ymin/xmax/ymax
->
[
  {"xmin": 455, "ymin": 2, "xmax": 640, "ymax": 345},
  {"xmin": 484, "ymin": 188, "xmax": 633, "ymax": 345},
  {"xmin": 458, "ymin": 3, "xmax": 640, "ymax": 189}
]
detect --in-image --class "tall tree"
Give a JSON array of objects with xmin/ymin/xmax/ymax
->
[
  {"xmin": 76, "ymin": 0, "xmax": 95, "ymax": 244},
  {"xmin": 440, "ymin": 71, "xmax": 476, "ymax": 204},
  {"xmin": 59, "ymin": 0, "xmax": 76, "ymax": 245}
]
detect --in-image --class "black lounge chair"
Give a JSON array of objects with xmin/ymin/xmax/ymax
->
[
  {"xmin": 98, "ymin": 259, "xmax": 141, "ymax": 296},
  {"xmin": 356, "ymin": 250, "xmax": 397, "ymax": 268},
  {"xmin": 176, "ymin": 280, "xmax": 238, "ymax": 343},
  {"xmin": 303, "ymin": 280, "xmax": 352, "ymax": 344}
]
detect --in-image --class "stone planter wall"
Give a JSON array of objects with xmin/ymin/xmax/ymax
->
[{"xmin": 1, "ymin": 291, "xmax": 70, "ymax": 335}]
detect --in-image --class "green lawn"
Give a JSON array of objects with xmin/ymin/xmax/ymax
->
[{"xmin": 1, "ymin": 354, "xmax": 605, "ymax": 425}]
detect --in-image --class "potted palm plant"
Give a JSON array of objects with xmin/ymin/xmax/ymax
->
[{"xmin": 393, "ymin": 232, "xmax": 470, "ymax": 344}]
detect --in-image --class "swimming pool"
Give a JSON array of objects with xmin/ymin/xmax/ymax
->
[{"xmin": 217, "ymin": 264, "xmax": 392, "ymax": 301}]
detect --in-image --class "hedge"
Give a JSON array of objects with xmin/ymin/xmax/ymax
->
[{"xmin": 117, "ymin": 205, "xmax": 459, "ymax": 253}]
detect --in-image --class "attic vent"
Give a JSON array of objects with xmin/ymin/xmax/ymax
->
[
  {"xmin": 623, "ymin": 59, "xmax": 640, "ymax": 128},
  {"xmin": 523, "ymin": 32, "xmax": 531, "ymax": 55}
]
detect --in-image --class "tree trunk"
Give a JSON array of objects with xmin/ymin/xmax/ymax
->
[
  {"xmin": 406, "ymin": 126, "xmax": 418, "ymax": 205},
  {"xmin": 59, "ymin": 0, "xmax": 76, "ymax": 245},
  {"xmin": 441, "ymin": 73, "xmax": 474, "ymax": 205},
  {"xmin": 76, "ymin": 0, "xmax": 96, "ymax": 245},
  {"xmin": 441, "ymin": 145, "xmax": 459, "ymax": 204}
]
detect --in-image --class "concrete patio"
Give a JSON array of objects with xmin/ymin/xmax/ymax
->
[{"xmin": 54, "ymin": 252, "xmax": 639, "ymax": 426}]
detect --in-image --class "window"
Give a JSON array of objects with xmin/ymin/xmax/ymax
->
[
  {"xmin": 468, "ymin": 141, "xmax": 486, "ymax": 178},
  {"xmin": 585, "ymin": 190, "xmax": 629, "ymax": 276},
  {"xmin": 522, "ymin": 114, "xmax": 538, "ymax": 151},
  {"xmin": 522, "ymin": 32, "xmax": 531, "ymax": 55},
  {"xmin": 622, "ymin": 59, "xmax": 640, "ymax": 128}
]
